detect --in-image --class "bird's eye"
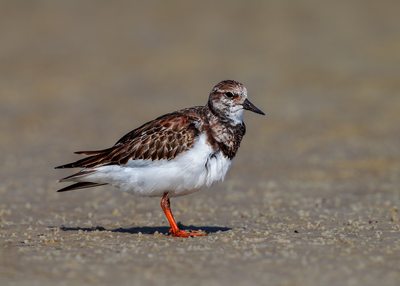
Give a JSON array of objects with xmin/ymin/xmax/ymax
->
[{"xmin": 226, "ymin": 91, "xmax": 234, "ymax": 98}]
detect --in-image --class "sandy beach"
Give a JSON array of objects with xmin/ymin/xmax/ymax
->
[{"xmin": 1, "ymin": 1, "xmax": 400, "ymax": 285}]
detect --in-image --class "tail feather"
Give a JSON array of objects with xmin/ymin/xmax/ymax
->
[
  {"xmin": 55, "ymin": 148, "xmax": 121, "ymax": 169},
  {"xmin": 57, "ymin": 182, "xmax": 108, "ymax": 192},
  {"xmin": 74, "ymin": 148, "xmax": 113, "ymax": 156},
  {"xmin": 58, "ymin": 170, "xmax": 97, "ymax": 182},
  {"xmin": 55, "ymin": 155, "xmax": 104, "ymax": 169}
]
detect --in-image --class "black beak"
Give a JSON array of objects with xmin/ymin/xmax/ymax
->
[{"xmin": 242, "ymin": 98, "xmax": 265, "ymax": 115}]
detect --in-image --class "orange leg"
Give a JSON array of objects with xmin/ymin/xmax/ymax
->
[{"xmin": 160, "ymin": 193, "xmax": 206, "ymax": 237}]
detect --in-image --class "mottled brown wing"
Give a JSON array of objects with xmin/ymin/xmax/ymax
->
[{"xmin": 55, "ymin": 112, "xmax": 200, "ymax": 169}]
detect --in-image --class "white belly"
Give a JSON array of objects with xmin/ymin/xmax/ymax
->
[{"xmin": 80, "ymin": 134, "xmax": 233, "ymax": 197}]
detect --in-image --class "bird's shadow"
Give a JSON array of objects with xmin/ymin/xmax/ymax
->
[{"xmin": 53, "ymin": 224, "xmax": 230, "ymax": 235}]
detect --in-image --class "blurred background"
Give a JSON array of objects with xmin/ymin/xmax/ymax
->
[
  {"xmin": 2, "ymin": 0, "xmax": 399, "ymax": 186},
  {"xmin": 1, "ymin": 1, "xmax": 400, "ymax": 285}
]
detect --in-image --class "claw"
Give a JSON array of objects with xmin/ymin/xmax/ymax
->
[{"xmin": 169, "ymin": 229, "xmax": 206, "ymax": 238}]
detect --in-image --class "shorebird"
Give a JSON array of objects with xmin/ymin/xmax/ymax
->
[{"xmin": 56, "ymin": 80, "xmax": 264, "ymax": 237}]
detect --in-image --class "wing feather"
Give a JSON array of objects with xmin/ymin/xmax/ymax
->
[{"xmin": 55, "ymin": 111, "xmax": 200, "ymax": 169}]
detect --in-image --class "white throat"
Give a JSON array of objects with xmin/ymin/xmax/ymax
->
[{"xmin": 227, "ymin": 107, "xmax": 244, "ymax": 124}]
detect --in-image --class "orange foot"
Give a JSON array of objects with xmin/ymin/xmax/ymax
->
[
  {"xmin": 169, "ymin": 229, "xmax": 207, "ymax": 237},
  {"xmin": 161, "ymin": 193, "xmax": 207, "ymax": 238}
]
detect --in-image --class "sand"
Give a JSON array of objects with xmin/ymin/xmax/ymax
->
[{"xmin": 1, "ymin": 1, "xmax": 400, "ymax": 285}]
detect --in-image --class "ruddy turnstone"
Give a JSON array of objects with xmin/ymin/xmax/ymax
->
[{"xmin": 56, "ymin": 80, "xmax": 264, "ymax": 237}]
